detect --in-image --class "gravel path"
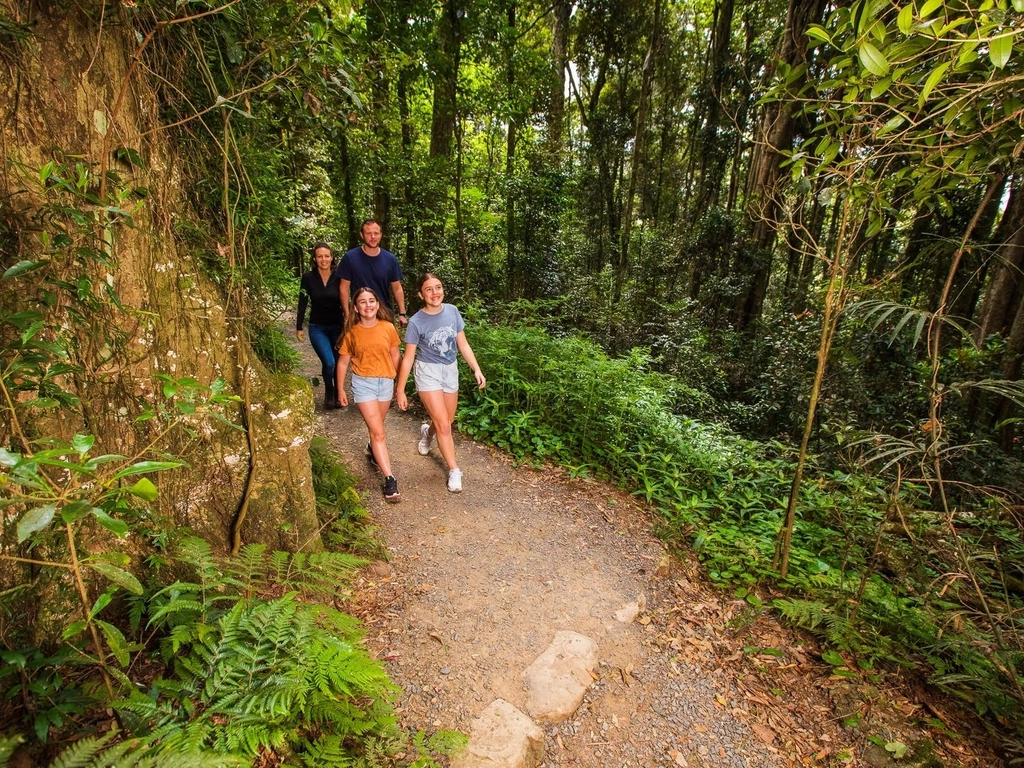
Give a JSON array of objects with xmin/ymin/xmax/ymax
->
[{"xmin": 286, "ymin": 321, "xmax": 1004, "ymax": 768}]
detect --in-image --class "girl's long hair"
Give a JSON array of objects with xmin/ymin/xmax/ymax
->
[{"xmin": 344, "ymin": 286, "xmax": 393, "ymax": 333}]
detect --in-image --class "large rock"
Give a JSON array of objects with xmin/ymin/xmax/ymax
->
[
  {"xmin": 451, "ymin": 699, "xmax": 545, "ymax": 768},
  {"xmin": 523, "ymin": 631, "xmax": 599, "ymax": 723}
]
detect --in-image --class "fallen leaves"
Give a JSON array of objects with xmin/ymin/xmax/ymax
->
[{"xmin": 750, "ymin": 723, "xmax": 776, "ymax": 745}]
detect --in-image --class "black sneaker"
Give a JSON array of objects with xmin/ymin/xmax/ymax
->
[
  {"xmin": 366, "ymin": 441, "xmax": 378, "ymax": 469},
  {"xmin": 383, "ymin": 475, "xmax": 400, "ymax": 503}
]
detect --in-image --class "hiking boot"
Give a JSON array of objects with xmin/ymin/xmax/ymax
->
[
  {"xmin": 324, "ymin": 385, "xmax": 337, "ymax": 410},
  {"xmin": 447, "ymin": 468, "xmax": 463, "ymax": 493},
  {"xmin": 383, "ymin": 475, "xmax": 400, "ymax": 502},
  {"xmin": 366, "ymin": 441, "xmax": 379, "ymax": 469},
  {"xmin": 417, "ymin": 423, "xmax": 433, "ymax": 455}
]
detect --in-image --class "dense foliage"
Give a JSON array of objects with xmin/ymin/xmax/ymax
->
[
  {"xmin": 4, "ymin": 0, "xmax": 1024, "ymax": 762},
  {"xmin": 459, "ymin": 315, "xmax": 1024, "ymax": 748}
]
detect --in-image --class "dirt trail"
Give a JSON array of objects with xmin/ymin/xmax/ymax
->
[{"xmin": 287, "ymin": 325, "xmax": 1001, "ymax": 768}]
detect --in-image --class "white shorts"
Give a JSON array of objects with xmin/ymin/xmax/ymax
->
[
  {"xmin": 414, "ymin": 360, "xmax": 458, "ymax": 394},
  {"xmin": 351, "ymin": 374, "xmax": 395, "ymax": 403}
]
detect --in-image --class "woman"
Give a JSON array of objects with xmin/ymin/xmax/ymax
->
[
  {"xmin": 336, "ymin": 287, "xmax": 402, "ymax": 502},
  {"xmin": 296, "ymin": 242, "xmax": 343, "ymax": 409},
  {"xmin": 396, "ymin": 273, "xmax": 486, "ymax": 493}
]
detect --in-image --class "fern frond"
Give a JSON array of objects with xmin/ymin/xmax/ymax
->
[
  {"xmin": 773, "ymin": 598, "xmax": 830, "ymax": 631},
  {"xmin": 952, "ymin": 378, "xmax": 1024, "ymax": 407},
  {"xmin": 46, "ymin": 734, "xmax": 117, "ymax": 768},
  {"xmin": 228, "ymin": 544, "xmax": 270, "ymax": 595},
  {"xmin": 850, "ymin": 299, "xmax": 972, "ymax": 348},
  {"xmin": 300, "ymin": 735, "xmax": 357, "ymax": 767},
  {"xmin": 45, "ymin": 732, "xmax": 245, "ymax": 768}
]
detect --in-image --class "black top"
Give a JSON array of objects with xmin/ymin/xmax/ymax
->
[{"xmin": 296, "ymin": 269, "xmax": 343, "ymax": 329}]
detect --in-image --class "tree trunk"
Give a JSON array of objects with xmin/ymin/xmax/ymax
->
[
  {"xmin": 948, "ymin": 177, "xmax": 1006, "ymax": 323},
  {"xmin": 613, "ymin": 0, "xmax": 661, "ymax": 304},
  {"xmin": 739, "ymin": 0, "xmax": 827, "ymax": 331},
  {"xmin": 692, "ymin": 0, "xmax": 735, "ymax": 215},
  {"xmin": 429, "ymin": 0, "xmax": 459, "ymax": 162},
  {"xmin": 547, "ymin": 0, "xmax": 570, "ymax": 154},
  {"xmin": 505, "ymin": 2, "xmax": 518, "ymax": 298},
  {"xmin": 340, "ymin": 131, "xmax": 358, "ymax": 248},
  {"xmin": 975, "ymin": 178, "xmax": 1024, "ymax": 344},
  {"xmin": 423, "ymin": 0, "xmax": 461, "ymax": 258},
  {"xmin": 398, "ymin": 65, "xmax": 418, "ymax": 270},
  {"xmin": 995, "ymin": 297, "xmax": 1024, "ymax": 451},
  {"xmin": 366, "ymin": 0, "xmax": 391, "ymax": 238}
]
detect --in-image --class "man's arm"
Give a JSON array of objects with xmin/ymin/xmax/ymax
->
[
  {"xmin": 391, "ymin": 280, "xmax": 407, "ymax": 327},
  {"xmin": 339, "ymin": 278, "xmax": 352, "ymax": 324}
]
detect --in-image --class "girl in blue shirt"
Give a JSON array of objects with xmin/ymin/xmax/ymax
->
[{"xmin": 396, "ymin": 274, "xmax": 485, "ymax": 493}]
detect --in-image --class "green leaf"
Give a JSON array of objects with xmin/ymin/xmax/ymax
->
[
  {"xmin": 919, "ymin": 61, "xmax": 950, "ymax": 106},
  {"xmin": 806, "ymin": 25, "xmax": 832, "ymax": 45},
  {"xmin": 17, "ymin": 504, "xmax": 56, "ymax": 542},
  {"xmin": 127, "ymin": 477, "xmax": 158, "ymax": 501},
  {"xmin": 822, "ymin": 649, "xmax": 845, "ymax": 666},
  {"xmin": 71, "ymin": 434, "xmax": 95, "ymax": 455},
  {"xmin": 112, "ymin": 460, "xmax": 183, "ymax": 479},
  {"xmin": 24, "ymin": 398, "xmax": 59, "ymax": 410},
  {"xmin": 885, "ymin": 741, "xmax": 909, "ymax": 758},
  {"xmin": 61, "ymin": 620, "xmax": 88, "ymax": 640},
  {"xmin": 0, "ymin": 448, "xmax": 20, "ymax": 467},
  {"xmin": 897, "ymin": 5, "xmax": 914, "ymax": 35},
  {"xmin": 870, "ymin": 76, "xmax": 891, "ymax": 98},
  {"xmin": 1014, "ymin": 0, "xmax": 1024, "ymax": 13},
  {"xmin": 989, "ymin": 33, "xmax": 1013, "ymax": 69},
  {"xmin": 90, "ymin": 587, "xmax": 117, "ymax": 619},
  {"xmin": 3, "ymin": 260, "xmax": 44, "ymax": 279},
  {"xmin": 859, "ymin": 42, "xmax": 890, "ymax": 76},
  {"xmin": 60, "ymin": 500, "xmax": 94, "ymax": 524},
  {"xmin": 920, "ymin": 0, "xmax": 943, "ymax": 18},
  {"xmin": 86, "ymin": 562, "xmax": 143, "ymax": 595},
  {"xmin": 91, "ymin": 508, "xmax": 129, "ymax": 537},
  {"xmin": 95, "ymin": 620, "xmax": 130, "ymax": 666}
]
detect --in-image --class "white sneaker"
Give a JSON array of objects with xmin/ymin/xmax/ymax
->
[
  {"xmin": 418, "ymin": 423, "xmax": 433, "ymax": 456},
  {"xmin": 447, "ymin": 468, "xmax": 463, "ymax": 493}
]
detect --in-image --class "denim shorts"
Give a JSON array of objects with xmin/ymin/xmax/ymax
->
[
  {"xmin": 351, "ymin": 374, "xmax": 395, "ymax": 403},
  {"xmin": 414, "ymin": 360, "xmax": 458, "ymax": 394}
]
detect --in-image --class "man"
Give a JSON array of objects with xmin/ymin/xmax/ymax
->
[{"xmin": 336, "ymin": 219, "xmax": 408, "ymax": 327}]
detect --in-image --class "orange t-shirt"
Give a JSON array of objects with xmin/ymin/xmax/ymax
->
[{"xmin": 339, "ymin": 321, "xmax": 400, "ymax": 378}]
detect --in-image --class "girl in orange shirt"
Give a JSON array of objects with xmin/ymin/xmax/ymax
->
[{"xmin": 336, "ymin": 287, "xmax": 402, "ymax": 502}]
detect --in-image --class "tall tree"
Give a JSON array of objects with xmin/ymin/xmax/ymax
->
[
  {"xmin": 738, "ymin": 0, "xmax": 826, "ymax": 332},
  {"xmin": 547, "ymin": 0, "xmax": 571, "ymax": 153}
]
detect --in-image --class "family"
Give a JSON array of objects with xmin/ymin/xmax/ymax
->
[{"xmin": 294, "ymin": 219, "xmax": 486, "ymax": 503}]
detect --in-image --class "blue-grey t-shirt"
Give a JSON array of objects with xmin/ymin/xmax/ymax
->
[{"xmin": 406, "ymin": 304, "xmax": 465, "ymax": 365}]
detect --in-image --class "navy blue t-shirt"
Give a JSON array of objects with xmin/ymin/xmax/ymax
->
[{"xmin": 335, "ymin": 247, "xmax": 403, "ymax": 311}]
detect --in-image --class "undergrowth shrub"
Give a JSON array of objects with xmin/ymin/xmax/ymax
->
[
  {"xmin": 310, "ymin": 436, "xmax": 385, "ymax": 558},
  {"xmin": 251, "ymin": 321, "xmax": 300, "ymax": 374},
  {"xmin": 120, "ymin": 538, "xmax": 395, "ymax": 765},
  {"xmin": 462, "ymin": 317, "xmax": 1024, "ymax": 741}
]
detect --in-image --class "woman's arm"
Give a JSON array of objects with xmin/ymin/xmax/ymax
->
[
  {"xmin": 296, "ymin": 274, "xmax": 309, "ymax": 338},
  {"xmin": 456, "ymin": 331, "xmax": 486, "ymax": 389},
  {"xmin": 395, "ymin": 342, "xmax": 418, "ymax": 411}
]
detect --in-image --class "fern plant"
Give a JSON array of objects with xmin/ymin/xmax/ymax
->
[{"xmin": 118, "ymin": 538, "xmax": 395, "ymax": 766}]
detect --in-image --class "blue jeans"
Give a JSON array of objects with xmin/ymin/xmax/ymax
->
[{"xmin": 306, "ymin": 323, "xmax": 341, "ymax": 388}]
